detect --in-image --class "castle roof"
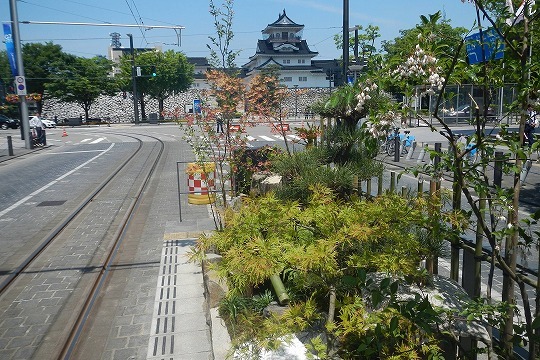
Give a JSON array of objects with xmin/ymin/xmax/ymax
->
[
  {"xmin": 265, "ymin": 9, "xmax": 303, "ymax": 29},
  {"xmin": 253, "ymin": 39, "xmax": 317, "ymax": 57}
]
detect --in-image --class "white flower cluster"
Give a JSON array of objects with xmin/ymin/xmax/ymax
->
[
  {"xmin": 368, "ymin": 110, "xmax": 398, "ymax": 138},
  {"xmin": 354, "ymin": 82, "xmax": 378, "ymax": 113},
  {"xmin": 392, "ymin": 44, "xmax": 445, "ymax": 95}
]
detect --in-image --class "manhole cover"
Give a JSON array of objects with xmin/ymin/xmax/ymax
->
[{"xmin": 37, "ymin": 200, "xmax": 67, "ymax": 207}]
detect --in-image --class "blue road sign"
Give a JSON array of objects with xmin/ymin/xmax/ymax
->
[{"xmin": 465, "ymin": 28, "xmax": 504, "ymax": 64}]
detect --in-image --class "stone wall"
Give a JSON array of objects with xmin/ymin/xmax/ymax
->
[{"xmin": 41, "ymin": 87, "xmax": 333, "ymax": 122}]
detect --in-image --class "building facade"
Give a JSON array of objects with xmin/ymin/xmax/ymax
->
[{"xmin": 242, "ymin": 10, "xmax": 339, "ymax": 89}]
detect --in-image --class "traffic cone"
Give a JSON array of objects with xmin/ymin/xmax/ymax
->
[{"xmin": 62, "ymin": 128, "xmax": 68, "ymax": 137}]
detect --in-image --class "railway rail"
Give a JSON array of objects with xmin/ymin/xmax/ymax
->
[{"xmin": 0, "ymin": 132, "xmax": 165, "ymax": 359}]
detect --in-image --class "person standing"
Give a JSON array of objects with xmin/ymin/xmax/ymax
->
[
  {"xmin": 524, "ymin": 104, "xmax": 537, "ymax": 146},
  {"xmin": 216, "ymin": 113, "xmax": 224, "ymax": 133},
  {"xmin": 29, "ymin": 113, "xmax": 45, "ymax": 146}
]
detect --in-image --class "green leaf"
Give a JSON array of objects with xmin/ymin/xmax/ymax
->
[
  {"xmin": 389, "ymin": 316, "xmax": 399, "ymax": 332},
  {"xmin": 532, "ymin": 316, "xmax": 540, "ymax": 330}
]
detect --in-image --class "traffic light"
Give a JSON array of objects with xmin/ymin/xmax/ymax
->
[{"xmin": 151, "ymin": 66, "xmax": 156, "ymax": 77}]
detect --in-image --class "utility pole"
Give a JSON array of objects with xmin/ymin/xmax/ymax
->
[
  {"xmin": 342, "ymin": 0, "xmax": 349, "ymax": 85},
  {"xmin": 9, "ymin": 0, "xmax": 31, "ymax": 149},
  {"xmin": 127, "ymin": 34, "xmax": 139, "ymax": 125}
]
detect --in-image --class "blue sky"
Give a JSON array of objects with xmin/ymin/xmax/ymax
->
[{"xmin": 2, "ymin": 0, "xmax": 478, "ymax": 65}]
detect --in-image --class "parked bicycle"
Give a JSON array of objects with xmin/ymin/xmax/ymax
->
[
  {"xmin": 382, "ymin": 128, "xmax": 415, "ymax": 157},
  {"xmin": 453, "ymin": 133, "xmax": 477, "ymax": 163},
  {"xmin": 379, "ymin": 127, "xmax": 400, "ymax": 155}
]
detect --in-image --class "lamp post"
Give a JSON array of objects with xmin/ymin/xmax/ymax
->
[{"xmin": 127, "ymin": 34, "xmax": 139, "ymax": 125}]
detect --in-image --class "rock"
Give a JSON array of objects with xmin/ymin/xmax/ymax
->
[{"xmin": 263, "ymin": 301, "xmax": 288, "ymax": 318}]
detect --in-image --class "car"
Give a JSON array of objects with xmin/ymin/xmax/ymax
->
[
  {"xmin": 448, "ymin": 104, "xmax": 496, "ymax": 118},
  {"xmin": 29, "ymin": 116, "xmax": 56, "ymax": 129},
  {"xmin": 41, "ymin": 119, "xmax": 56, "ymax": 128},
  {"xmin": 0, "ymin": 114, "xmax": 20, "ymax": 129}
]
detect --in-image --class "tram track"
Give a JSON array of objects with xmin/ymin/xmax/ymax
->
[{"xmin": 0, "ymin": 132, "xmax": 165, "ymax": 359}]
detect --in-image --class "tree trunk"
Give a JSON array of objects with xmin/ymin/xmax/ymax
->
[
  {"xmin": 140, "ymin": 94, "xmax": 146, "ymax": 120},
  {"xmin": 159, "ymin": 98, "xmax": 164, "ymax": 120}
]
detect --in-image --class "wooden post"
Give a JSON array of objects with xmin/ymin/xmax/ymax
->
[
  {"xmin": 494, "ymin": 151, "xmax": 504, "ymax": 187},
  {"xmin": 390, "ymin": 171, "xmax": 396, "ymax": 193},
  {"xmin": 427, "ymin": 179, "xmax": 439, "ymax": 275},
  {"xmin": 451, "ymin": 173, "xmax": 461, "ymax": 282}
]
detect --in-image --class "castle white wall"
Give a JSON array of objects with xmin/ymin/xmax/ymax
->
[{"xmin": 40, "ymin": 87, "xmax": 334, "ymax": 123}]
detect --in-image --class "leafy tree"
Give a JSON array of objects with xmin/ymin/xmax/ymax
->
[
  {"xmin": 334, "ymin": 24, "xmax": 381, "ymax": 63},
  {"xmin": 375, "ymin": 3, "xmax": 540, "ymax": 358},
  {"xmin": 0, "ymin": 50, "xmax": 12, "ymax": 87},
  {"xmin": 245, "ymin": 66, "xmax": 291, "ymax": 154},
  {"xmin": 22, "ymin": 42, "xmax": 76, "ymax": 112},
  {"xmin": 46, "ymin": 56, "xmax": 116, "ymax": 121},
  {"xmin": 178, "ymin": 68, "xmax": 246, "ymax": 229},
  {"xmin": 382, "ymin": 12, "xmax": 468, "ymax": 72},
  {"xmin": 207, "ymin": 0, "xmax": 240, "ymax": 68},
  {"xmin": 141, "ymin": 50, "xmax": 193, "ymax": 119},
  {"xmin": 0, "ymin": 50, "xmax": 13, "ymax": 112},
  {"xmin": 116, "ymin": 50, "xmax": 193, "ymax": 120}
]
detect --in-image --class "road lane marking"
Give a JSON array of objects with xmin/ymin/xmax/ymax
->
[
  {"xmin": 0, "ymin": 143, "xmax": 115, "ymax": 218},
  {"xmin": 89, "ymin": 137, "xmax": 106, "ymax": 144}
]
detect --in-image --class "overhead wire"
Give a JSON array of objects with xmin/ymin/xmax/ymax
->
[
  {"xmin": 18, "ymin": 0, "xmax": 112, "ymax": 24},
  {"xmin": 124, "ymin": 0, "xmax": 148, "ymax": 47},
  {"xmin": 14, "ymin": 0, "xmax": 342, "ymax": 62}
]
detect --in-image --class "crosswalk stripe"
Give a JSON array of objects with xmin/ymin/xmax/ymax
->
[
  {"xmin": 89, "ymin": 137, "xmax": 106, "ymax": 144},
  {"xmin": 259, "ymin": 135, "xmax": 275, "ymax": 141},
  {"xmin": 287, "ymin": 134, "xmax": 303, "ymax": 141}
]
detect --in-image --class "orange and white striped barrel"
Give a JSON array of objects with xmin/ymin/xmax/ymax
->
[{"xmin": 186, "ymin": 162, "xmax": 216, "ymax": 204}]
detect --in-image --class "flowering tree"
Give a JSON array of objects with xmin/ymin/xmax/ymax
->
[
  {"xmin": 179, "ymin": 69, "xmax": 246, "ymax": 226},
  {"xmin": 391, "ymin": 44, "xmax": 445, "ymax": 97},
  {"xmin": 245, "ymin": 66, "xmax": 292, "ymax": 154},
  {"xmin": 387, "ymin": 3, "xmax": 540, "ymax": 358}
]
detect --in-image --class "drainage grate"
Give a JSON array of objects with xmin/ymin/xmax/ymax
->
[
  {"xmin": 37, "ymin": 200, "xmax": 67, "ymax": 207},
  {"xmin": 147, "ymin": 239, "xmax": 193, "ymax": 360}
]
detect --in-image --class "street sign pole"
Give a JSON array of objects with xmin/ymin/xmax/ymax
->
[{"xmin": 9, "ymin": 0, "xmax": 31, "ymax": 149}]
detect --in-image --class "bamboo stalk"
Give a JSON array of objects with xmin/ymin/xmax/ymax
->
[{"xmin": 270, "ymin": 274, "xmax": 289, "ymax": 305}]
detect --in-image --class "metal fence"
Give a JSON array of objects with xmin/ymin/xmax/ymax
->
[{"xmin": 410, "ymin": 84, "xmax": 519, "ymax": 126}]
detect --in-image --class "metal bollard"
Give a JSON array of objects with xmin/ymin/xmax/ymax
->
[
  {"xmin": 520, "ymin": 159, "xmax": 532, "ymax": 185},
  {"xmin": 417, "ymin": 142, "xmax": 427, "ymax": 163},
  {"xmin": 417, "ymin": 176, "xmax": 424, "ymax": 198},
  {"xmin": 406, "ymin": 141, "xmax": 416, "ymax": 160},
  {"xmin": 493, "ymin": 151, "xmax": 503, "ymax": 187},
  {"xmin": 7, "ymin": 136, "xmax": 14, "ymax": 156},
  {"xmin": 390, "ymin": 171, "xmax": 396, "ymax": 193},
  {"xmin": 434, "ymin": 143, "xmax": 442, "ymax": 168}
]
